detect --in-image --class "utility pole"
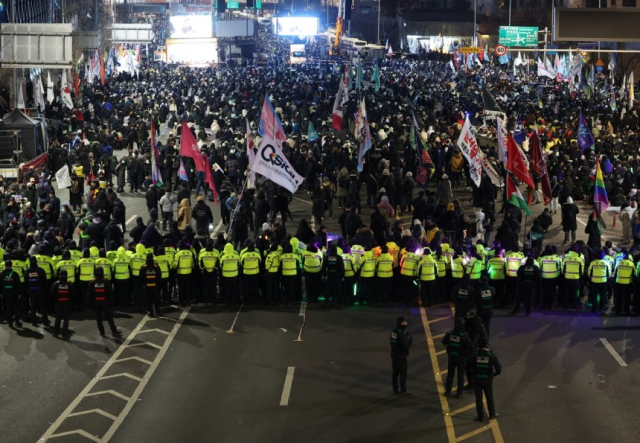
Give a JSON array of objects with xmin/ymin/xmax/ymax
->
[{"xmin": 377, "ymin": 0, "xmax": 381, "ymax": 44}]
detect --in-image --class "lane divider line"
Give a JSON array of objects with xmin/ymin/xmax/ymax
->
[
  {"xmin": 279, "ymin": 367, "xmax": 296, "ymax": 406},
  {"xmin": 600, "ymin": 338, "xmax": 628, "ymax": 367},
  {"xmin": 39, "ymin": 308, "xmax": 191, "ymax": 442},
  {"xmin": 420, "ymin": 301, "xmax": 505, "ymax": 443}
]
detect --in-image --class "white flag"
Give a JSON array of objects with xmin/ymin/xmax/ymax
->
[
  {"xmin": 478, "ymin": 148, "xmax": 502, "ymax": 188},
  {"xmin": 16, "ymin": 83, "xmax": 25, "ymax": 109},
  {"xmin": 496, "ymin": 116, "xmax": 508, "ymax": 164},
  {"xmin": 251, "ymin": 133, "xmax": 303, "ymax": 194},
  {"xmin": 456, "ymin": 116, "xmax": 482, "ymax": 188},
  {"xmin": 55, "ymin": 164, "xmax": 72, "ymax": 190},
  {"xmin": 35, "ymin": 76, "xmax": 46, "ymax": 112},
  {"xmin": 46, "ymin": 72, "xmax": 54, "ymax": 104},
  {"xmin": 61, "ymin": 70, "xmax": 73, "ymax": 109}
]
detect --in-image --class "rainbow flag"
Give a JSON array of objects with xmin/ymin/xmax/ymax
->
[{"xmin": 594, "ymin": 159, "xmax": 609, "ymax": 213}]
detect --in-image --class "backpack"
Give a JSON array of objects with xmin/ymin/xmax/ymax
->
[
  {"xmin": 404, "ymin": 180, "xmax": 413, "ymax": 194},
  {"xmin": 71, "ymin": 180, "xmax": 80, "ymax": 193},
  {"xmin": 339, "ymin": 176, "xmax": 350, "ymax": 189}
]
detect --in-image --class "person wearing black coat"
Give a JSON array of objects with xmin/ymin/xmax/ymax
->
[
  {"xmin": 141, "ymin": 223, "xmax": 164, "ymax": 252},
  {"xmin": 112, "ymin": 199, "xmax": 126, "ymax": 233},
  {"xmin": 146, "ymin": 185, "xmax": 158, "ymax": 216},
  {"xmin": 104, "ymin": 219, "xmax": 123, "ymax": 247},
  {"xmin": 494, "ymin": 222, "xmax": 517, "ymax": 252},
  {"xmin": 252, "ymin": 191, "xmax": 270, "ymax": 238},
  {"xmin": 192, "ymin": 196, "xmax": 214, "ymax": 233},
  {"xmin": 370, "ymin": 206, "xmax": 388, "ymax": 246},
  {"xmin": 129, "ymin": 216, "xmax": 145, "ymax": 244},
  {"xmin": 85, "ymin": 217, "xmax": 107, "ymax": 249},
  {"xmin": 561, "ymin": 197, "xmax": 579, "ymax": 243},
  {"xmin": 177, "ymin": 184, "xmax": 191, "ymax": 207}
]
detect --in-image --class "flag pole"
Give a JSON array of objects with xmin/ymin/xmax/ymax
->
[{"xmin": 226, "ymin": 174, "xmax": 251, "ymax": 236}]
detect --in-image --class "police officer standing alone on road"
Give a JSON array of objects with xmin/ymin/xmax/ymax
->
[
  {"xmin": 52, "ymin": 270, "xmax": 75, "ymax": 339},
  {"xmin": 442, "ymin": 318, "xmax": 473, "ymax": 398},
  {"xmin": 390, "ymin": 316, "xmax": 413, "ymax": 395},
  {"xmin": 471, "ymin": 339, "xmax": 501, "ymax": 423},
  {"xmin": 88, "ymin": 267, "xmax": 120, "ymax": 337}
]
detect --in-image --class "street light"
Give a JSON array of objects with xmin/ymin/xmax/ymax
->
[{"xmin": 473, "ymin": 0, "xmax": 477, "ymax": 46}]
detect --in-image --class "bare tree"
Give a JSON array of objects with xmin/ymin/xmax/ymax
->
[
  {"xmin": 515, "ymin": 0, "xmax": 551, "ymax": 30},
  {"xmin": 615, "ymin": 43, "xmax": 640, "ymax": 84}
]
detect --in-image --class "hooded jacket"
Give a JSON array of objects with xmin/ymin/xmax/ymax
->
[{"xmin": 178, "ymin": 198, "xmax": 192, "ymax": 230}]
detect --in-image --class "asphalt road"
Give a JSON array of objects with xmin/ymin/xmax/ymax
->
[{"xmin": 2, "ymin": 133, "xmax": 639, "ymax": 442}]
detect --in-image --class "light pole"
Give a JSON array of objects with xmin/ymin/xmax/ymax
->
[
  {"xmin": 473, "ymin": 0, "xmax": 477, "ymax": 46},
  {"xmin": 508, "ymin": 0, "xmax": 512, "ymax": 27},
  {"xmin": 377, "ymin": 0, "xmax": 381, "ymax": 44}
]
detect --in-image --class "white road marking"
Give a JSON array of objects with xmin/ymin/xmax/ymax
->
[
  {"xmin": 599, "ymin": 338, "xmax": 628, "ymax": 367},
  {"xmin": 226, "ymin": 303, "xmax": 244, "ymax": 333},
  {"xmin": 279, "ymin": 367, "xmax": 296, "ymax": 406},
  {"xmin": 39, "ymin": 308, "xmax": 191, "ymax": 442},
  {"xmin": 292, "ymin": 196, "xmax": 312, "ymax": 205},
  {"xmin": 210, "ymin": 219, "xmax": 224, "ymax": 238},
  {"xmin": 126, "ymin": 215, "xmax": 137, "ymax": 226},
  {"xmin": 294, "ymin": 301, "xmax": 306, "ymax": 342}
]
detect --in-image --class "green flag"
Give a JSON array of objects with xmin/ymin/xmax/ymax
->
[{"xmin": 307, "ymin": 121, "xmax": 318, "ymax": 142}]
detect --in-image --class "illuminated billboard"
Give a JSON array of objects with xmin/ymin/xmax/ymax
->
[
  {"xmin": 273, "ymin": 17, "xmax": 318, "ymax": 36},
  {"xmin": 169, "ymin": 16, "xmax": 212, "ymax": 39},
  {"xmin": 166, "ymin": 38, "xmax": 218, "ymax": 64}
]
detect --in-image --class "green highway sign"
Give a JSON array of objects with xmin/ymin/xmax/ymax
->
[
  {"xmin": 226, "ymin": 1, "xmax": 239, "ymax": 8},
  {"xmin": 256, "ymin": 0, "xmax": 262, "ymax": 8},
  {"xmin": 498, "ymin": 26, "xmax": 539, "ymax": 48}
]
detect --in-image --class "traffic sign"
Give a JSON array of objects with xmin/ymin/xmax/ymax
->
[
  {"xmin": 256, "ymin": 0, "xmax": 262, "ymax": 8},
  {"xmin": 596, "ymin": 58, "xmax": 604, "ymax": 73},
  {"xmin": 494, "ymin": 45, "xmax": 507, "ymax": 56},
  {"xmin": 226, "ymin": 0, "xmax": 239, "ymax": 8},
  {"xmin": 459, "ymin": 46, "xmax": 481, "ymax": 54},
  {"xmin": 498, "ymin": 26, "xmax": 538, "ymax": 48}
]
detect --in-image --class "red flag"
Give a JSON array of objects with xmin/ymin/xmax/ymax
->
[
  {"xmin": 204, "ymin": 155, "xmax": 218, "ymax": 205},
  {"xmin": 529, "ymin": 131, "xmax": 552, "ymax": 205},
  {"xmin": 180, "ymin": 120, "xmax": 206, "ymax": 172},
  {"xmin": 506, "ymin": 134, "xmax": 535, "ymax": 188},
  {"xmin": 100, "ymin": 54, "xmax": 106, "ymax": 86},
  {"xmin": 74, "ymin": 71, "xmax": 79, "ymax": 96}
]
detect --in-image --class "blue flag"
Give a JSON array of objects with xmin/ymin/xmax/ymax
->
[
  {"xmin": 513, "ymin": 114, "xmax": 526, "ymax": 144},
  {"xmin": 577, "ymin": 111, "xmax": 595, "ymax": 151},
  {"xmin": 307, "ymin": 121, "xmax": 318, "ymax": 142}
]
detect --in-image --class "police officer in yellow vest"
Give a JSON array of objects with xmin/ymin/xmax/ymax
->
[
  {"xmin": 303, "ymin": 244, "xmax": 323, "ymax": 303},
  {"xmin": 155, "ymin": 246, "xmax": 173, "ymax": 306},
  {"xmin": 198, "ymin": 241, "xmax": 219, "ymax": 305},
  {"xmin": 219, "ymin": 243, "xmax": 241, "ymax": 307},
  {"xmin": 487, "ymin": 248, "xmax": 507, "ymax": 308},
  {"xmin": 417, "ymin": 248, "xmax": 438, "ymax": 306},
  {"xmin": 342, "ymin": 247, "xmax": 358, "ymax": 306},
  {"xmin": 376, "ymin": 245, "xmax": 394, "ymax": 304},
  {"xmin": 562, "ymin": 245, "xmax": 584, "ymax": 309},
  {"xmin": 539, "ymin": 245, "xmax": 562, "ymax": 310},
  {"xmin": 279, "ymin": 244, "xmax": 300, "ymax": 306},
  {"xmin": 55, "ymin": 251, "xmax": 77, "ymax": 287},
  {"xmin": 358, "ymin": 246, "xmax": 376, "ymax": 305},
  {"xmin": 34, "ymin": 244, "xmax": 55, "ymax": 303},
  {"xmin": 76, "ymin": 249, "xmax": 95, "ymax": 310},
  {"xmin": 112, "ymin": 247, "xmax": 132, "ymax": 307},
  {"xmin": 434, "ymin": 247, "xmax": 449, "ymax": 303},
  {"xmin": 130, "ymin": 244, "xmax": 148, "ymax": 307},
  {"xmin": 451, "ymin": 250, "xmax": 466, "ymax": 287},
  {"xmin": 588, "ymin": 250, "xmax": 611, "ymax": 313},
  {"xmin": 399, "ymin": 247, "xmax": 419, "ymax": 306},
  {"xmin": 614, "ymin": 251, "xmax": 634, "ymax": 316},
  {"xmin": 505, "ymin": 247, "xmax": 525, "ymax": 306},
  {"xmin": 174, "ymin": 240, "xmax": 194, "ymax": 306},
  {"xmin": 240, "ymin": 240, "xmax": 262, "ymax": 304},
  {"xmin": 95, "ymin": 249, "xmax": 113, "ymax": 286},
  {"xmin": 465, "ymin": 251, "xmax": 483, "ymax": 291},
  {"xmin": 265, "ymin": 243, "xmax": 280, "ymax": 305}
]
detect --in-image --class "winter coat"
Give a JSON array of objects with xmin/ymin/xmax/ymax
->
[
  {"xmin": 561, "ymin": 203, "xmax": 579, "ymax": 231},
  {"xmin": 141, "ymin": 225, "xmax": 164, "ymax": 252},
  {"xmin": 104, "ymin": 220, "xmax": 123, "ymax": 246},
  {"xmin": 336, "ymin": 167, "xmax": 350, "ymax": 198},
  {"xmin": 494, "ymin": 223, "xmax": 517, "ymax": 251},
  {"xmin": 178, "ymin": 198, "xmax": 192, "ymax": 230}
]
